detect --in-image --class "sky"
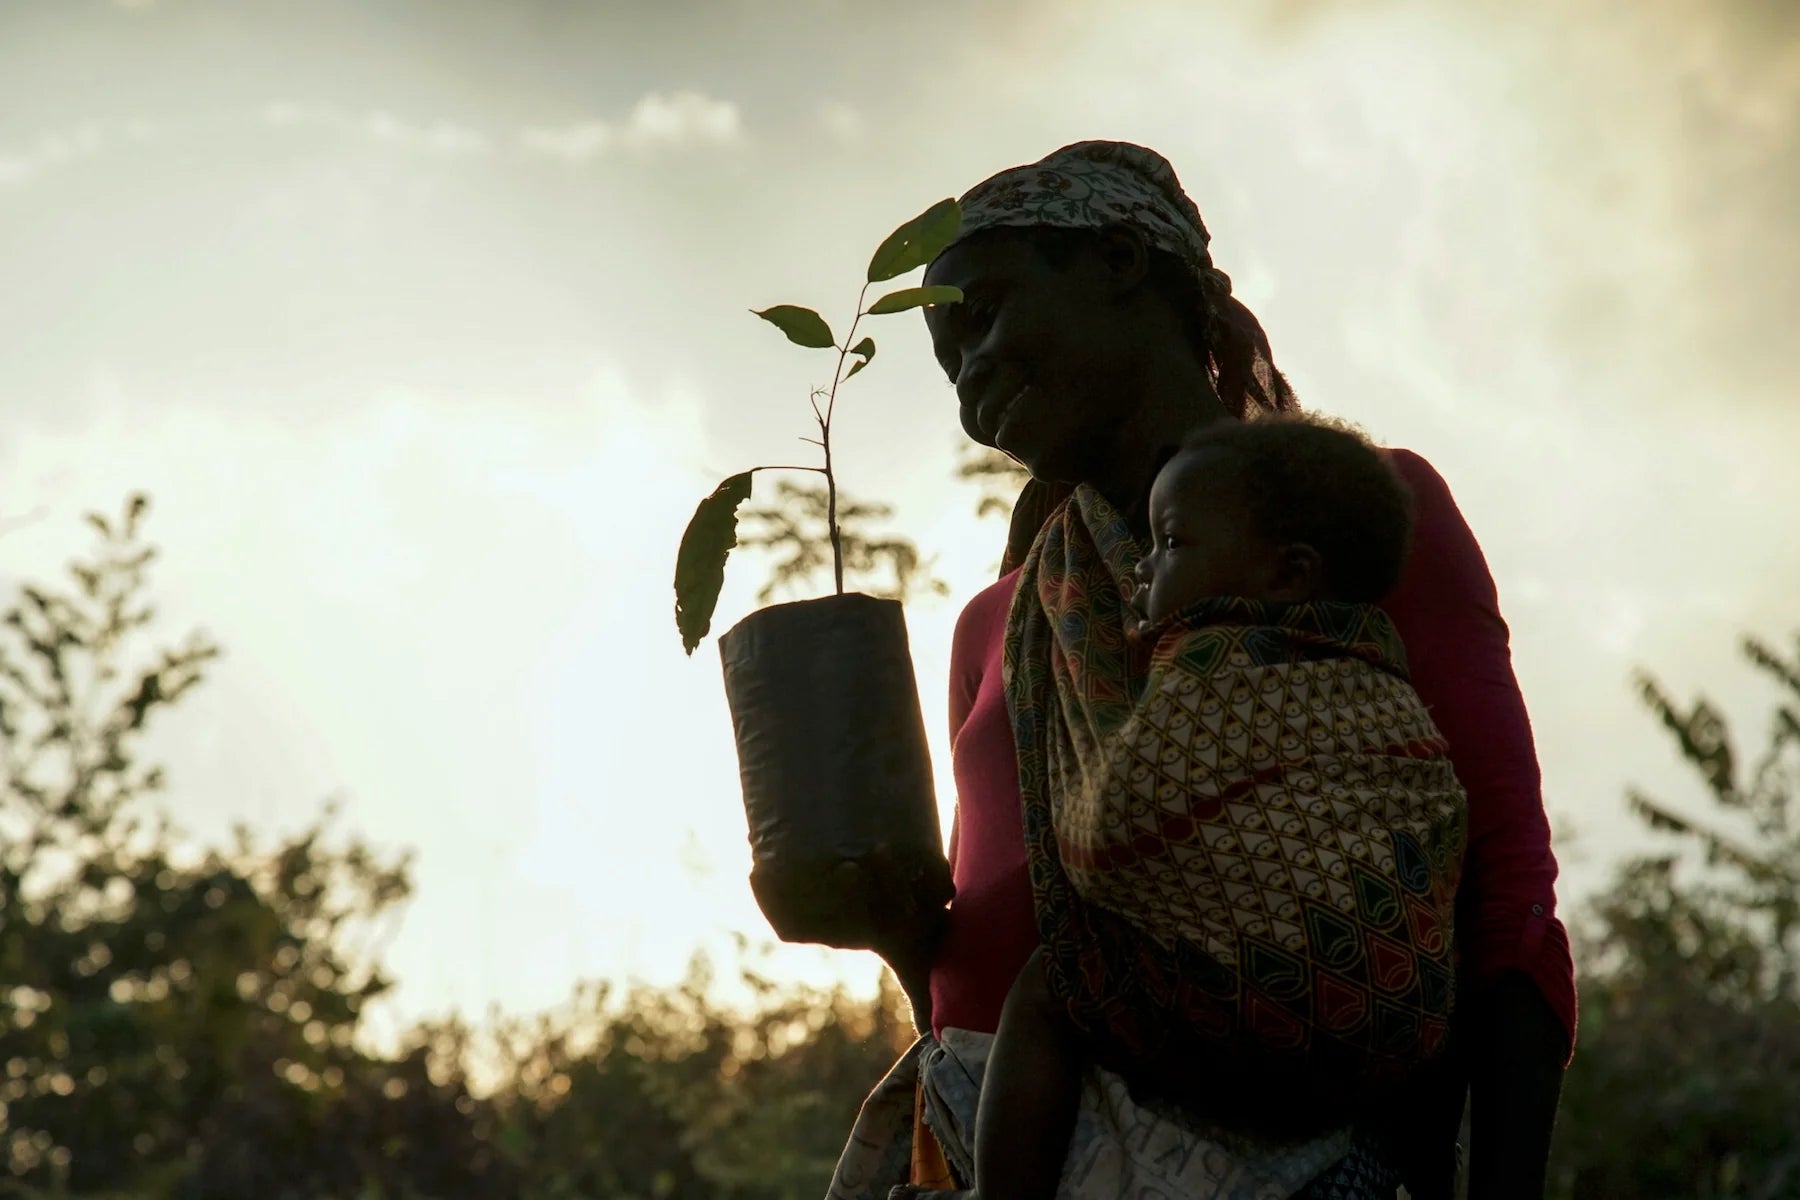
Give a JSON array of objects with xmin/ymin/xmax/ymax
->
[{"xmin": 3, "ymin": 0, "xmax": 1797, "ymax": 1036}]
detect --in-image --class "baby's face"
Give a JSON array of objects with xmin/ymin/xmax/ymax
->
[{"xmin": 1130, "ymin": 449, "xmax": 1292, "ymax": 634}]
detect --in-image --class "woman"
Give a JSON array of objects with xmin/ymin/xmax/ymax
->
[{"xmin": 833, "ymin": 142, "xmax": 1575, "ymax": 1200}]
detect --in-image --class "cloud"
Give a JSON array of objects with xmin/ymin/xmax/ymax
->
[
  {"xmin": 1242, "ymin": 0, "xmax": 1800, "ymax": 411},
  {"xmin": 518, "ymin": 90, "xmax": 743, "ymax": 163},
  {"xmin": 0, "ymin": 122, "xmax": 109, "ymax": 189},
  {"xmin": 259, "ymin": 99, "xmax": 320, "ymax": 128},
  {"xmin": 257, "ymin": 101, "xmax": 491, "ymax": 156},
  {"xmin": 0, "ymin": 116, "xmax": 162, "ymax": 189},
  {"xmin": 362, "ymin": 109, "xmax": 491, "ymax": 155},
  {"xmin": 518, "ymin": 120, "xmax": 613, "ymax": 163},
  {"xmin": 818, "ymin": 100, "xmax": 865, "ymax": 143},
  {"xmin": 622, "ymin": 90, "xmax": 742, "ymax": 147},
  {"xmin": 2, "ymin": 89, "xmax": 738, "ymax": 189}
]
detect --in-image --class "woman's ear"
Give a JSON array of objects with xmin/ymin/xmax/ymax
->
[
  {"xmin": 1268, "ymin": 543, "xmax": 1325, "ymax": 604},
  {"xmin": 1093, "ymin": 224, "xmax": 1150, "ymax": 296}
]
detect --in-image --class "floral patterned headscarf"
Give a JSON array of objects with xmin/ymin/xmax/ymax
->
[
  {"xmin": 950, "ymin": 139, "xmax": 1230, "ymax": 308},
  {"xmin": 944, "ymin": 140, "xmax": 1299, "ymax": 576}
]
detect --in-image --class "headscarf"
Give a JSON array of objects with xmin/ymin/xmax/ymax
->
[
  {"xmin": 941, "ymin": 141, "xmax": 1297, "ymax": 575},
  {"xmin": 950, "ymin": 139, "xmax": 1225, "ymax": 296}
]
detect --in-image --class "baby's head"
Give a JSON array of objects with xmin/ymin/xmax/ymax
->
[{"xmin": 1131, "ymin": 416, "xmax": 1413, "ymax": 632}]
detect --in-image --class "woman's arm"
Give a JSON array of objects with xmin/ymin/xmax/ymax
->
[{"xmin": 1380, "ymin": 451, "xmax": 1577, "ymax": 1197}]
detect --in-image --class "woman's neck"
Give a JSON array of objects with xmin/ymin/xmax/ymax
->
[{"xmin": 1089, "ymin": 354, "xmax": 1230, "ymax": 537}]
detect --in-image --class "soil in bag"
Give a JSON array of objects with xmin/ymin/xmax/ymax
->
[{"xmin": 719, "ymin": 593, "xmax": 953, "ymax": 949}]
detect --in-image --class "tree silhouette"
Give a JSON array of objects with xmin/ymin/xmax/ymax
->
[
  {"xmin": 1550, "ymin": 632, "xmax": 1800, "ymax": 1198},
  {"xmin": 0, "ymin": 496, "xmax": 508, "ymax": 1198},
  {"xmin": 956, "ymin": 444, "xmax": 1029, "ymax": 521},
  {"xmin": 737, "ymin": 480, "xmax": 947, "ymax": 605},
  {"xmin": 0, "ymin": 495, "xmax": 916, "ymax": 1199},
  {"xmin": 469, "ymin": 950, "xmax": 914, "ymax": 1200},
  {"xmin": 1622, "ymin": 635, "xmax": 1800, "ymax": 996}
]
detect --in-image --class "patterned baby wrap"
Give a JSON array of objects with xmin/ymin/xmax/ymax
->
[{"xmin": 1005, "ymin": 485, "xmax": 1468, "ymax": 1113}]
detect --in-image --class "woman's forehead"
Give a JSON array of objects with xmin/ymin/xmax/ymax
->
[{"xmin": 926, "ymin": 231, "xmax": 1036, "ymax": 286}]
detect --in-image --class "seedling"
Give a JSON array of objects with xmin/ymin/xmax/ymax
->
[{"xmin": 672, "ymin": 200, "xmax": 963, "ymax": 654}]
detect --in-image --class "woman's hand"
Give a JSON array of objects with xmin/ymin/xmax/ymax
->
[
  {"xmin": 871, "ymin": 902, "xmax": 948, "ymax": 1035},
  {"xmin": 859, "ymin": 848, "xmax": 952, "ymax": 1036},
  {"xmin": 1464, "ymin": 972, "xmax": 1568, "ymax": 1200}
]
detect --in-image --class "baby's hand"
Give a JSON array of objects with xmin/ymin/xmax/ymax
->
[{"xmin": 1126, "ymin": 582, "xmax": 1155, "ymax": 646}]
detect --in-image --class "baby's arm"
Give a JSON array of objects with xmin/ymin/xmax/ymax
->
[{"xmin": 973, "ymin": 948, "xmax": 1086, "ymax": 1200}]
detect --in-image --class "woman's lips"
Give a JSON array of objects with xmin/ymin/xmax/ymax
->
[{"xmin": 985, "ymin": 384, "xmax": 1031, "ymax": 440}]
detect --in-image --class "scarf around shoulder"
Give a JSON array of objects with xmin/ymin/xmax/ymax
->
[{"xmin": 1004, "ymin": 484, "xmax": 1468, "ymax": 1107}]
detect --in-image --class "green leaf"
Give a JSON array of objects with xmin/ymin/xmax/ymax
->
[
  {"xmin": 752, "ymin": 305, "xmax": 835, "ymax": 349},
  {"xmin": 845, "ymin": 336, "xmax": 875, "ymax": 380},
  {"xmin": 867, "ymin": 199, "xmax": 962, "ymax": 282},
  {"xmin": 867, "ymin": 285, "xmax": 963, "ymax": 316},
  {"xmin": 673, "ymin": 472, "xmax": 755, "ymax": 654}
]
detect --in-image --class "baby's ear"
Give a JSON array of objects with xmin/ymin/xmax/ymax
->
[{"xmin": 1268, "ymin": 543, "xmax": 1324, "ymax": 604}]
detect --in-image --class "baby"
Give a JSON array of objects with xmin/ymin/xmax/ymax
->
[
  {"xmin": 935, "ymin": 416, "xmax": 1467, "ymax": 1200},
  {"xmin": 1128, "ymin": 415, "xmax": 1412, "ymax": 639}
]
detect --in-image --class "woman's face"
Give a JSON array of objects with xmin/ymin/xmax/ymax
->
[{"xmin": 923, "ymin": 231, "xmax": 1139, "ymax": 484}]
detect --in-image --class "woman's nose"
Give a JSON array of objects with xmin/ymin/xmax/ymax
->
[{"xmin": 956, "ymin": 356, "xmax": 994, "ymax": 412}]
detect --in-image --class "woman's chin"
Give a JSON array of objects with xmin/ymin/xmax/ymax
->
[
  {"xmin": 959, "ymin": 407, "xmax": 997, "ymax": 448},
  {"xmin": 992, "ymin": 418, "xmax": 1034, "ymax": 465}
]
